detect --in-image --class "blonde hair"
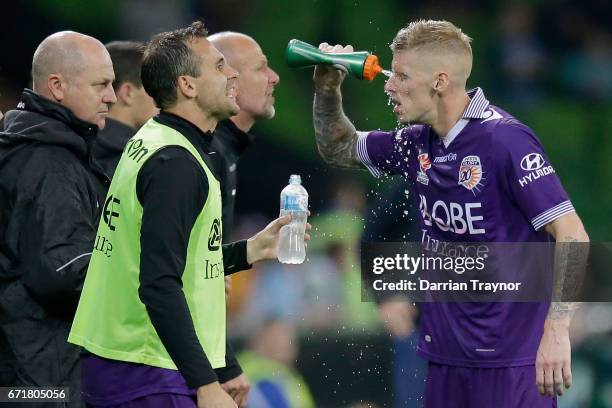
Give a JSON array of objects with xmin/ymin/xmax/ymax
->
[
  {"xmin": 391, "ymin": 19, "xmax": 472, "ymax": 57},
  {"xmin": 391, "ymin": 20, "xmax": 473, "ymax": 83}
]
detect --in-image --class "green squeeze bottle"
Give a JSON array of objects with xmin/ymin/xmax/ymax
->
[{"xmin": 285, "ymin": 39, "xmax": 386, "ymax": 81}]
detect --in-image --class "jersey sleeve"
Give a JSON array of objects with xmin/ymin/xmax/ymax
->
[
  {"xmin": 356, "ymin": 129, "xmax": 408, "ymax": 177},
  {"xmin": 495, "ymin": 123, "xmax": 575, "ymax": 231}
]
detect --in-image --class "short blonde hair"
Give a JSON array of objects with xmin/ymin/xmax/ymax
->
[{"xmin": 391, "ymin": 20, "xmax": 472, "ymax": 57}]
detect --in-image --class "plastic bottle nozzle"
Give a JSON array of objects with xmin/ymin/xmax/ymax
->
[
  {"xmin": 285, "ymin": 39, "xmax": 385, "ymax": 81},
  {"xmin": 362, "ymin": 54, "xmax": 383, "ymax": 81}
]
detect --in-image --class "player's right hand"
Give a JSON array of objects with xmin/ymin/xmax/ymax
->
[
  {"xmin": 313, "ymin": 43, "xmax": 353, "ymax": 89},
  {"xmin": 246, "ymin": 212, "xmax": 312, "ymax": 264},
  {"xmin": 197, "ymin": 382, "xmax": 237, "ymax": 408}
]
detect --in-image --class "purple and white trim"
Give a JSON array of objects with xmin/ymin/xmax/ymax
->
[
  {"xmin": 531, "ymin": 200, "xmax": 575, "ymax": 230},
  {"xmin": 463, "ymin": 87, "xmax": 490, "ymax": 119},
  {"xmin": 356, "ymin": 131, "xmax": 384, "ymax": 178}
]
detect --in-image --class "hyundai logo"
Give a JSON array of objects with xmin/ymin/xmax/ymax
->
[{"xmin": 520, "ymin": 153, "xmax": 545, "ymax": 171}]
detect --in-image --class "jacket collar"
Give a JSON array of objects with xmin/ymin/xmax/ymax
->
[
  {"xmin": 0, "ymin": 89, "xmax": 100, "ymax": 159},
  {"xmin": 215, "ymin": 119, "xmax": 256, "ymax": 155},
  {"xmin": 17, "ymin": 89, "xmax": 98, "ymax": 137},
  {"xmin": 153, "ymin": 111, "xmax": 214, "ymax": 152}
]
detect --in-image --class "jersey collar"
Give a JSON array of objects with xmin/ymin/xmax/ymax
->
[
  {"xmin": 463, "ymin": 87, "xmax": 490, "ymax": 119},
  {"xmin": 441, "ymin": 87, "xmax": 490, "ymax": 148}
]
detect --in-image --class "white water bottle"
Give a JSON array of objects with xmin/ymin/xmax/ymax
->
[{"xmin": 277, "ymin": 174, "xmax": 308, "ymax": 264}]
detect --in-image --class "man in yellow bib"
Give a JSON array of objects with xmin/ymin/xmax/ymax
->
[{"xmin": 68, "ymin": 21, "xmax": 305, "ymax": 408}]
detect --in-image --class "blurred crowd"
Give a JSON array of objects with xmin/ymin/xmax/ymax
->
[
  {"xmin": 2, "ymin": 1, "xmax": 612, "ymax": 110},
  {"xmin": 485, "ymin": 2, "xmax": 612, "ymax": 108}
]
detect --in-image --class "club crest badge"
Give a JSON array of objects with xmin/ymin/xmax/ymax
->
[
  {"xmin": 417, "ymin": 153, "xmax": 431, "ymax": 185},
  {"xmin": 458, "ymin": 155, "xmax": 483, "ymax": 192}
]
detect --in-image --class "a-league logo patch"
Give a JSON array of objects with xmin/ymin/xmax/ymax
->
[
  {"xmin": 417, "ymin": 153, "xmax": 431, "ymax": 185},
  {"xmin": 458, "ymin": 155, "xmax": 483, "ymax": 191}
]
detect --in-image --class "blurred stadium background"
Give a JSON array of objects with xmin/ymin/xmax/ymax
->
[{"xmin": 1, "ymin": 1, "xmax": 611, "ymax": 407}]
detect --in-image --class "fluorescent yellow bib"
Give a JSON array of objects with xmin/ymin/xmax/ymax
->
[{"xmin": 69, "ymin": 118, "xmax": 225, "ymax": 370}]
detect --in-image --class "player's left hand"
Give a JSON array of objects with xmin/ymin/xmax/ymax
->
[
  {"xmin": 536, "ymin": 318, "xmax": 572, "ymax": 397},
  {"xmin": 220, "ymin": 373, "xmax": 250, "ymax": 408},
  {"xmin": 246, "ymin": 212, "xmax": 312, "ymax": 264}
]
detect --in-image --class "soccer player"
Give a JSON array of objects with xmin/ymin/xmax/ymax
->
[{"xmin": 311, "ymin": 20, "xmax": 589, "ymax": 407}]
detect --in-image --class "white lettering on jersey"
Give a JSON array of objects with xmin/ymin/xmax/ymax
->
[
  {"xmin": 419, "ymin": 194, "xmax": 485, "ymax": 235},
  {"xmin": 449, "ymin": 202, "xmax": 467, "ymax": 234},
  {"xmin": 433, "ymin": 153, "xmax": 458, "ymax": 163},
  {"xmin": 421, "ymin": 229, "xmax": 490, "ymax": 258},
  {"xmin": 518, "ymin": 166, "xmax": 555, "ymax": 188}
]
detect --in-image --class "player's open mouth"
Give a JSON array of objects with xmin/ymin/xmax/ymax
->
[{"xmin": 390, "ymin": 98, "xmax": 401, "ymax": 112}]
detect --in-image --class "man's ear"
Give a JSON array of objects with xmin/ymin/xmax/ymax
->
[
  {"xmin": 116, "ymin": 82, "xmax": 134, "ymax": 106},
  {"xmin": 433, "ymin": 72, "xmax": 450, "ymax": 93},
  {"xmin": 177, "ymin": 75, "xmax": 197, "ymax": 100},
  {"xmin": 48, "ymin": 73, "xmax": 66, "ymax": 102}
]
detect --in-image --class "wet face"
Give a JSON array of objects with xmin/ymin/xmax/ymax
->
[
  {"xmin": 384, "ymin": 50, "xmax": 437, "ymax": 125},
  {"xmin": 231, "ymin": 40, "xmax": 279, "ymax": 120},
  {"xmin": 62, "ymin": 43, "xmax": 117, "ymax": 129},
  {"xmin": 189, "ymin": 38, "xmax": 240, "ymax": 120}
]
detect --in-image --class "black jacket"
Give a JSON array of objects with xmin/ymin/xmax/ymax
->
[
  {"xmin": 211, "ymin": 119, "xmax": 255, "ymax": 242},
  {"xmin": 0, "ymin": 90, "xmax": 108, "ymax": 406},
  {"xmin": 91, "ymin": 117, "xmax": 135, "ymax": 178}
]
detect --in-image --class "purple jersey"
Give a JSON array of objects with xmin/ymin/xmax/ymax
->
[{"xmin": 357, "ymin": 88, "xmax": 574, "ymax": 367}]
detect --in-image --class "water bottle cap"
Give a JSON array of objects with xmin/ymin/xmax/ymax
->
[
  {"xmin": 362, "ymin": 54, "xmax": 383, "ymax": 81},
  {"xmin": 289, "ymin": 174, "xmax": 301, "ymax": 184}
]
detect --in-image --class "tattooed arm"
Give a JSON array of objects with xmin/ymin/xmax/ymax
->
[
  {"xmin": 535, "ymin": 212, "xmax": 589, "ymax": 398},
  {"xmin": 544, "ymin": 212, "xmax": 589, "ymax": 319},
  {"xmin": 312, "ymin": 43, "xmax": 364, "ymax": 169}
]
